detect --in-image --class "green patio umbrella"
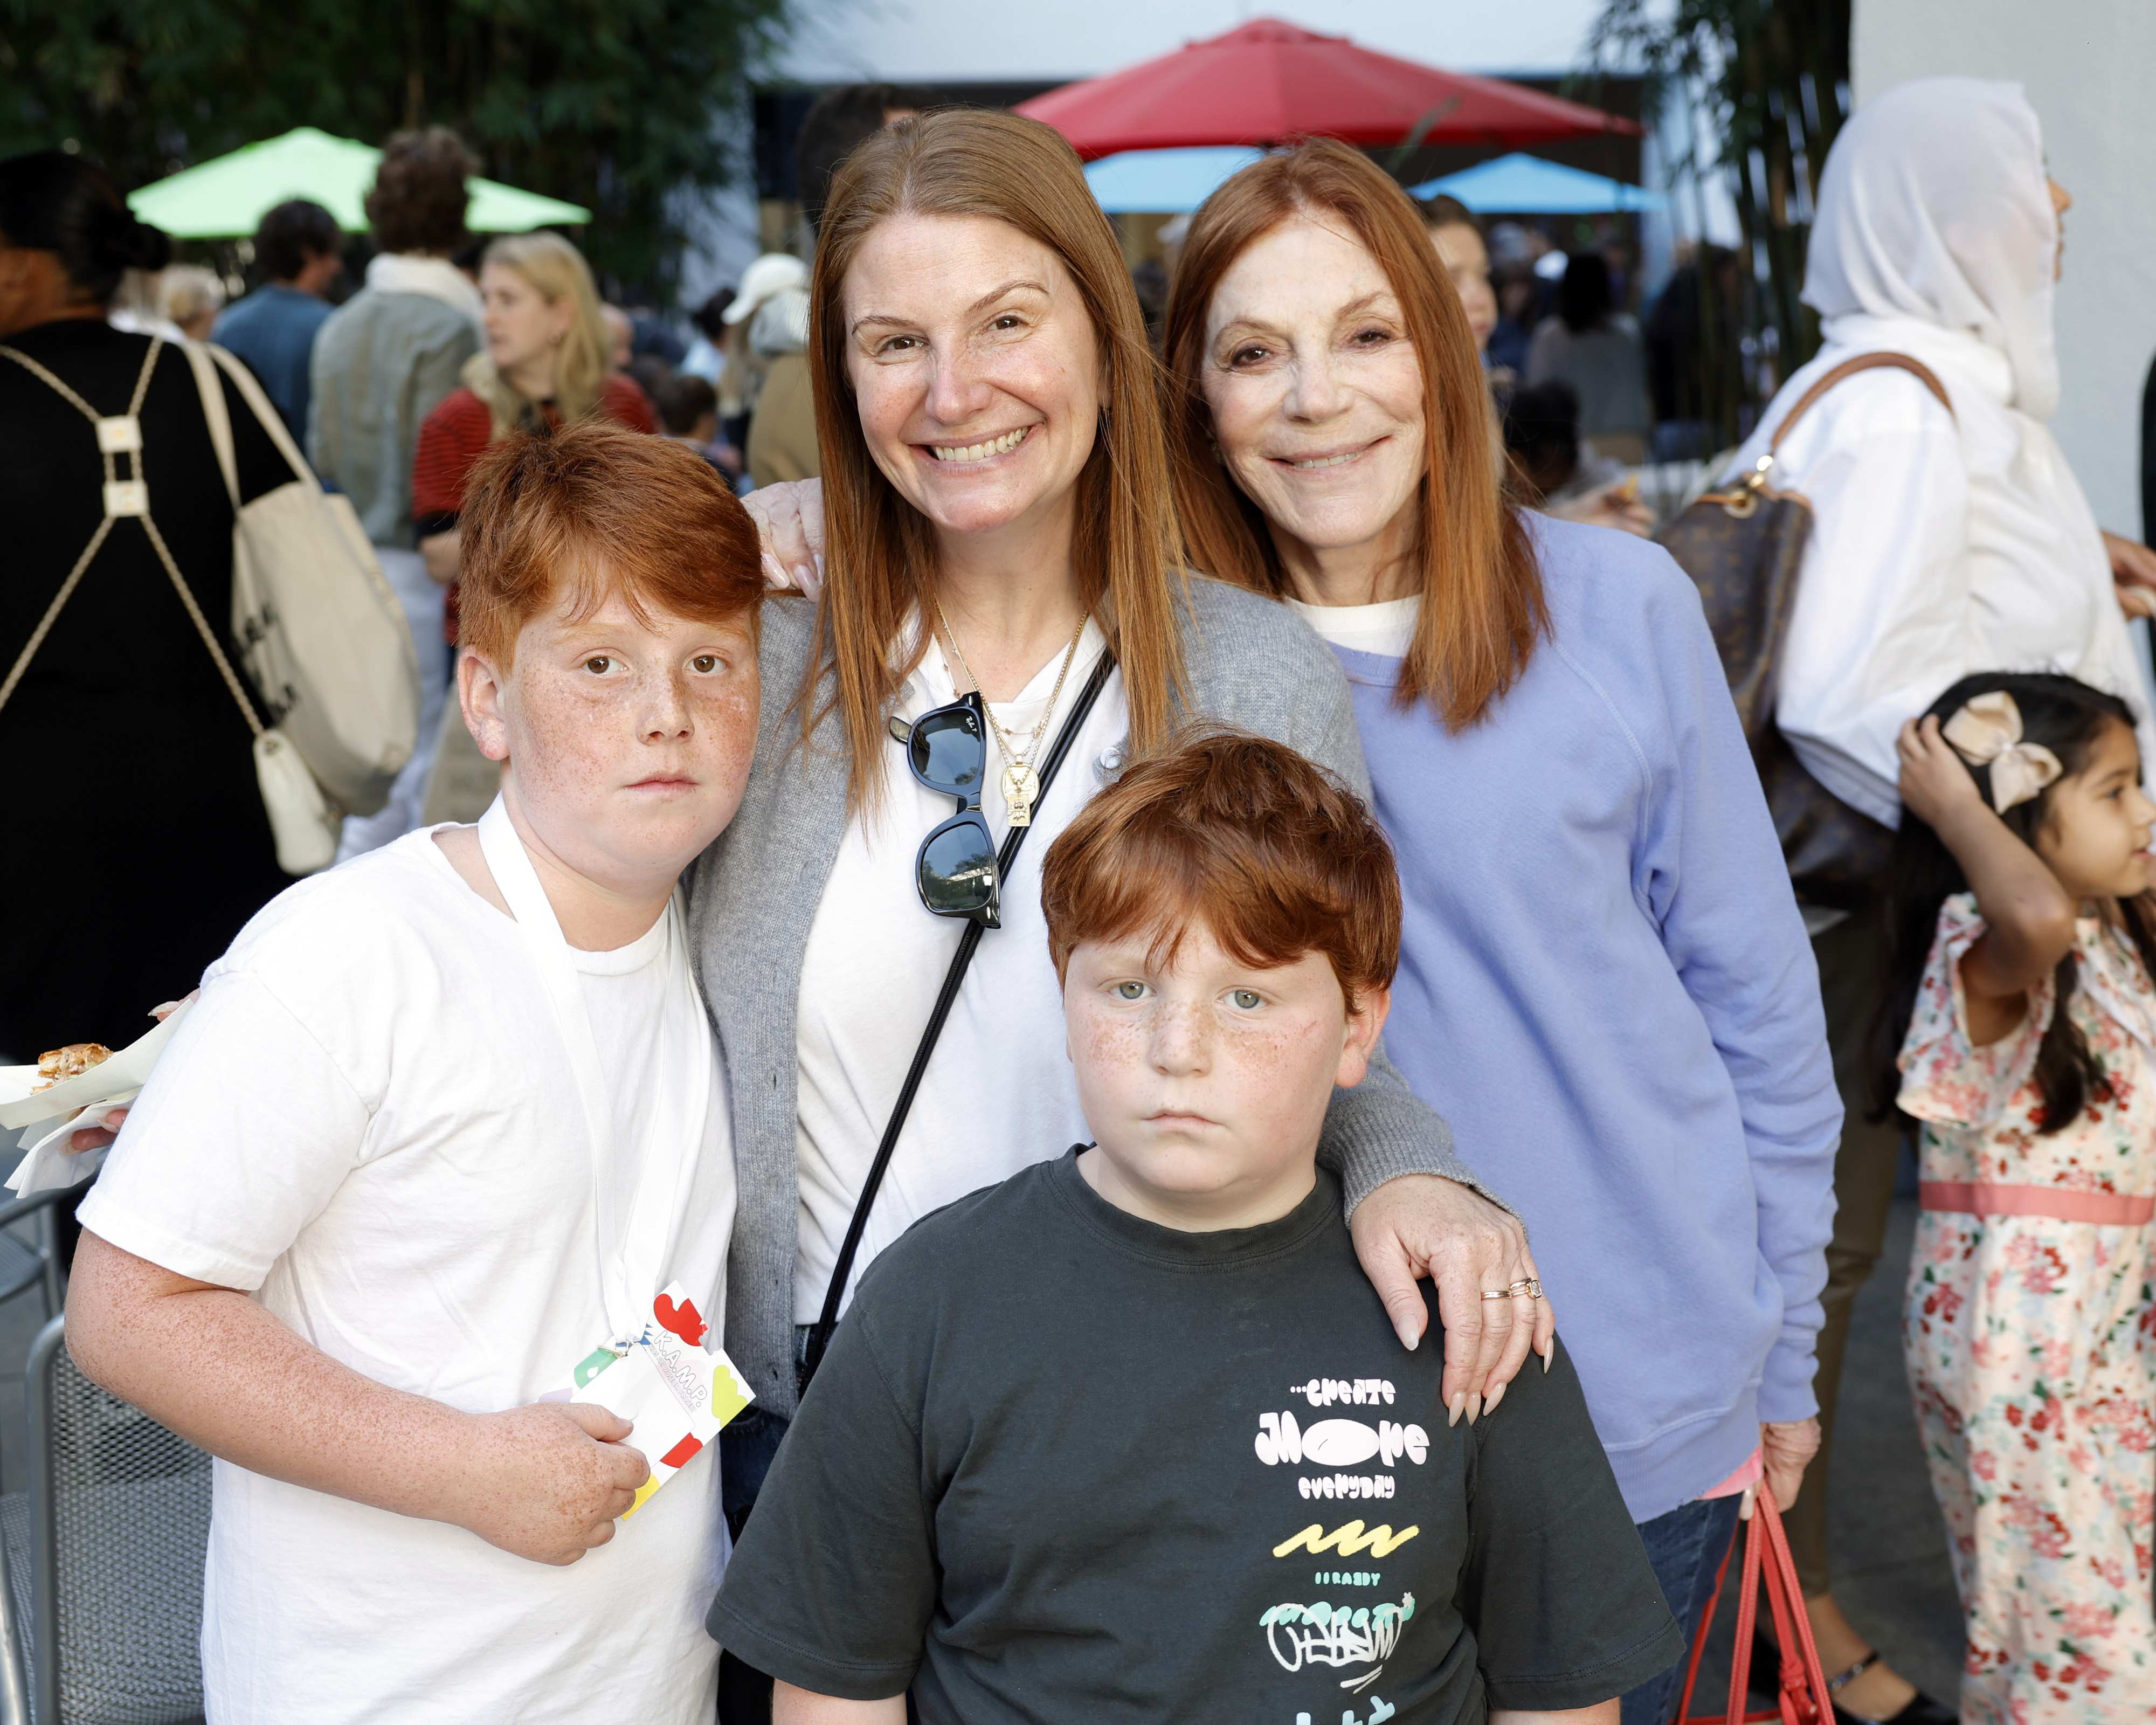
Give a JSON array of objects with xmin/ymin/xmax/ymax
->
[{"xmin": 127, "ymin": 127, "xmax": 590, "ymax": 239}]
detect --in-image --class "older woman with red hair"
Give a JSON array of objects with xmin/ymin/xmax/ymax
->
[{"xmin": 1159, "ymin": 140, "xmax": 1840, "ymax": 1725}]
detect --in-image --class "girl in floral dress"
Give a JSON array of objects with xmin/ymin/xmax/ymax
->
[{"xmin": 1888, "ymin": 672, "xmax": 2156, "ymax": 1725}]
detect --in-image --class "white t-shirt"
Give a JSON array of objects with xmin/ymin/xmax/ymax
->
[
  {"xmin": 79, "ymin": 826, "xmax": 737, "ymax": 1725},
  {"xmin": 1287, "ymin": 594, "xmax": 1418, "ymax": 659},
  {"xmin": 792, "ymin": 620, "xmax": 1124, "ymax": 1321}
]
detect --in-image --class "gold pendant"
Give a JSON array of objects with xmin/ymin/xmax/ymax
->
[{"xmin": 1003, "ymin": 760, "xmax": 1040, "ymax": 826}]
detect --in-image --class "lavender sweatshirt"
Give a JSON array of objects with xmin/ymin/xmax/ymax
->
[{"xmin": 1309, "ymin": 515, "xmax": 1839, "ymax": 1522}]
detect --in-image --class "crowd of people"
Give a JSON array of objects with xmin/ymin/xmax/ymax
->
[{"xmin": 0, "ymin": 64, "xmax": 2152, "ymax": 1725}]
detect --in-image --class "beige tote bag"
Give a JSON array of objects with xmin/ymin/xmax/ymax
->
[{"xmin": 183, "ymin": 341, "xmax": 419, "ymax": 817}]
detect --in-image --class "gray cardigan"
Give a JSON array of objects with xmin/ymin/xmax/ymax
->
[{"xmin": 686, "ymin": 574, "xmax": 1493, "ymax": 1416}]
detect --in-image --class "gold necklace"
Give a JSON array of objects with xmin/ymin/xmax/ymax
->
[{"xmin": 935, "ymin": 601, "xmax": 1089, "ymax": 827}]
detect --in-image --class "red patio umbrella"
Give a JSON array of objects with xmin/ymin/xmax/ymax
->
[{"xmin": 1015, "ymin": 18, "xmax": 1640, "ymax": 158}]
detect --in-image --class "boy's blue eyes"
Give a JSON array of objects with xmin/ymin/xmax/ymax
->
[{"xmin": 1108, "ymin": 982, "xmax": 1265, "ymax": 1008}]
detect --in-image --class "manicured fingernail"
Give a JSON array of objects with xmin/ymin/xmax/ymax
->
[
  {"xmin": 1465, "ymin": 1392, "xmax": 1482, "ymax": 1424},
  {"xmin": 1395, "ymin": 1320, "xmax": 1419, "ymax": 1353},
  {"xmin": 1541, "ymin": 1336, "xmax": 1553, "ymax": 1373},
  {"xmin": 1484, "ymin": 1382, "xmax": 1505, "ymax": 1414},
  {"xmin": 1447, "ymin": 1391, "xmax": 1466, "ymax": 1427}
]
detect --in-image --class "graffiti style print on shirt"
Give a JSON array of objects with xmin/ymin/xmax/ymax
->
[{"xmin": 1254, "ymin": 1372, "xmax": 1432, "ymax": 1719}]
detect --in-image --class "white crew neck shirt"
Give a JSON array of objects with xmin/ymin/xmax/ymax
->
[
  {"xmin": 792, "ymin": 618, "xmax": 1125, "ymax": 1322},
  {"xmin": 1287, "ymin": 594, "xmax": 1420, "ymax": 659},
  {"xmin": 80, "ymin": 826, "xmax": 737, "ymax": 1725}
]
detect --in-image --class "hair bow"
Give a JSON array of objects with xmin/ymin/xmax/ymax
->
[{"xmin": 1941, "ymin": 690, "xmax": 2063, "ymax": 813}]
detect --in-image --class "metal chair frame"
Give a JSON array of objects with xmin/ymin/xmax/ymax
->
[{"xmin": 0, "ymin": 1182, "xmax": 87, "ymax": 1725}]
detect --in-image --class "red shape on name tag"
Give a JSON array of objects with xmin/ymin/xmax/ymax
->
[
  {"xmin": 654, "ymin": 1293, "xmax": 707, "ymax": 1346},
  {"xmin": 660, "ymin": 1433, "xmax": 703, "ymax": 1469}
]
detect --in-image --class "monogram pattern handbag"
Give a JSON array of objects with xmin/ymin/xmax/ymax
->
[{"xmin": 1658, "ymin": 353, "xmax": 1952, "ymax": 909}]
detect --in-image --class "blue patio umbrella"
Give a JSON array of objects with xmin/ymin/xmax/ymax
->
[
  {"xmin": 1408, "ymin": 153, "xmax": 1667, "ymax": 215},
  {"xmin": 1083, "ymin": 146, "xmax": 1266, "ymax": 213}
]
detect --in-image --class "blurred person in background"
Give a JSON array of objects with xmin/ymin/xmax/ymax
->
[
  {"xmin": 309, "ymin": 127, "xmax": 483, "ymax": 858},
  {"xmin": 1715, "ymin": 77, "xmax": 2156, "ymax": 1725},
  {"xmin": 1426, "ymin": 197, "xmax": 1648, "ymax": 536},
  {"xmin": 0, "ymin": 152, "xmax": 299, "ymax": 1060},
  {"xmin": 602, "ymin": 301, "xmax": 635, "ymax": 371},
  {"xmin": 794, "ymin": 82, "xmax": 921, "ymax": 235},
  {"xmin": 734, "ymin": 251, "xmax": 814, "ymax": 488},
  {"xmin": 1489, "ymin": 263, "xmax": 1537, "ymax": 377},
  {"xmin": 682, "ymin": 285, "xmax": 734, "ymax": 385},
  {"xmin": 212, "ymin": 197, "xmax": 343, "ymax": 439},
  {"xmin": 159, "ymin": 263, "xmax": 224, "ymax": 341},
  {"xmin": 655, "ymin": 370, "xmax": 742, "ymax": 479},
  {"xmin": 409, "ymin": 229, "xmax": 657, "ymax": 826},
  {"xmin": 1423, "ymin": 195, "xmax": 1501, "ymax": 382},
  {"xmin": 1643, "ymin": 242, "xmax": 1741, "ymax": 465},
  {"xmin": 1528, "ymin": 251, "xmax": 1650, "ymax": 465}
]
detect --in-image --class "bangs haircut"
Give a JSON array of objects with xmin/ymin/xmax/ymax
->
[
  {"xmin": 1040, "ymin": 730, "xmax": 1400, "ymax": 1009},
  {"xmin": 458, "ymin": 420, "xmax": 763, "ymax": 669},
  {"xmin": 1163, "ymin": 138, "xmax": 1547, "ymax": 730}
]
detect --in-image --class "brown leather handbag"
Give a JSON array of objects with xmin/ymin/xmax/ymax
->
[{"xmin": 1658, "ymin": 353, "xmax": 1952, "ymax": 909}]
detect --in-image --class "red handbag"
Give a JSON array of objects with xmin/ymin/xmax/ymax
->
[{"xmin": 1676, "ymin": 1487, "xmax": 1838, "ymax": 1725}]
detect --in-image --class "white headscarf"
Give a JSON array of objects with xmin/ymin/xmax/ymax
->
[{"xmin": 1802, "ymin": 77, "xmax": 2060, "ymax": 417}]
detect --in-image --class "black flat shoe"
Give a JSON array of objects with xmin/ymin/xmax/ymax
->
[{"xmin": 1833, "ymin": 1689, "xmax": 1958, "ymax": 1725}]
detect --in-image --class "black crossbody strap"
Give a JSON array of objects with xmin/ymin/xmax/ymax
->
[{"xmin": 801, "ymin": 648, "xmax": 1118, "ymax": 1387}]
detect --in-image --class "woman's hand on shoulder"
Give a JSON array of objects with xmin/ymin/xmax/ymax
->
[
  {"xmin": 1349, "ymin": 1175, "xmax": 1554, "ymax": 1422},
  {"xmin": 744, "ymin": 479, "xmax": 825, "ymax": 598}
]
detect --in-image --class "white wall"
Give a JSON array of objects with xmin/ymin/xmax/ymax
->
[{"xmin": 1856, "ymin": 0, "xmax": 2156, "ymax": 536}]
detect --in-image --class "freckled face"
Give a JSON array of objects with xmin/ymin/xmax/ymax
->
[
  {"xmin": 460, "ymin": 584, "xmax": 759, "ymax": 898},
  {"xmin": 1063, "ymin": 922, "xmax": 1388, "ymax": 1230},
  {"xmin": 841, "ymin": 212, "xmax": 1104, "ymax": 543}
]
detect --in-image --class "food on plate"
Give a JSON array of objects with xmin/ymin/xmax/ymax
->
[{"xmin": 34, "ymin": 1043, "xmax": 113, "ymax": 1090}]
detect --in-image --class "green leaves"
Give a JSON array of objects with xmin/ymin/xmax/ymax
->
[{"xmin": 0, "ymin": 0, "xmax": 789, "ymax": 299}]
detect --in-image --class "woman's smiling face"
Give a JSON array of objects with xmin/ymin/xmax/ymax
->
[
  {"xmin": 1200, "ymin": 213, "xmax": 1427, "ymax": 564},
  {"xmin": 841, "ymin": 212, "xmax": 1103, "ymax": 543}
]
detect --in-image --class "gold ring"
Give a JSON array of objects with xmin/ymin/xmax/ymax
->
[
  {"xmin": 1478, "ymin": 1289, "xmax": 1510, "ymax": 1300},
  {"xmin": 1506, "ymin": 1279, "xmax": 1543, "ymax": 1300}
]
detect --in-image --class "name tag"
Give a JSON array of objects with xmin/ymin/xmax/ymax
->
[
  {"xmin": 555, "ymin": 1281, "xmax": 754, "ymax": 1518},
  {"xmin": 103, "ymin": 480, "xmax": 149, "ymax": 518}
]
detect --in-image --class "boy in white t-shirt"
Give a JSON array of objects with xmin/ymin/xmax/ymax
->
[{"xmin": 65, "ymin": 421, "xmax": 765, "ymax": 1724}]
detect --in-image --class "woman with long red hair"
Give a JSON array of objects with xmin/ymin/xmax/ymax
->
[
  {"xmin": 1160, "ymin": 139, "xmax": 1841, "ymax": 1725},
  {"xmin": 689, "ymin": 110, "xmax": 1550, "ymax": 1720}
]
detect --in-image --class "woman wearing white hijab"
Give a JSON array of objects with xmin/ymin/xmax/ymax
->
[{"xmin": 1724, "ymin": 76, "xmax": 2156, "ymax": 1725}]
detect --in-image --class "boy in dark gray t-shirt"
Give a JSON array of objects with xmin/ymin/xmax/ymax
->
[{"xmin": 709, "ymin": 735, "xmax": 1681, "ymax": 1724}]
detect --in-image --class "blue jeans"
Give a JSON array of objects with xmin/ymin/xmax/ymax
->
[{"xmin": 1621, "ymin": 1493, "xmax": 1745, "ymax": 1725}]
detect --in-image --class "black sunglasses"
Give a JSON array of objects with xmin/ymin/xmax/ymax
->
[{"xmin": 893, "ymin": 692, "xmax": 1001, "ymax": 928}]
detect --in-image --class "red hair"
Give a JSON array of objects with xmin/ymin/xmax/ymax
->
[
  {"xmin": 804, "ymin": 108, "xmax": 1186, "ymax": 815},
  {"xmin": 1040, "ymin": 729, "xmax": 1400, "ymax": 1008},
  {"xmin": 1162, "ymin": 139, "xmax": 1547, "ymax": 729},
  {"xmin": 458, "ymin": 421, "xmax": 763, "ymax": 667}
]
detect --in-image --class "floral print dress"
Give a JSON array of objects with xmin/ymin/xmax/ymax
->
[{"xmin": 1898, "ymin": 893, "xmax": 2156, "ymax": 1725}]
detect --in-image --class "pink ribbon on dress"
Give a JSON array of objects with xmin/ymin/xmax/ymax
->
[{"xmin": 1920, "ymin": 1180, "xmax": 2155, "ymax": 1225}]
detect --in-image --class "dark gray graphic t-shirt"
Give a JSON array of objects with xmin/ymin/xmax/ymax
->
[{"xmin": 709, "ymin": 1152, "xmax": 1681, "ymax": 1723}]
